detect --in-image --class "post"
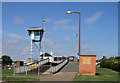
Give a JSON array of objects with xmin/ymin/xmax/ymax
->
[
  {"xmin": 26, "ymin": 66, "xmax": 27, "ymax": 75},
  {"xmin": 79, "ymin": 13, "xmax": 81, "ymax": 54},
  {"xmin": 75, "ymin": 34, "xmax": 78, "ymax": 56},
  {"xmin": 38, "ymin": 65, "xmax": 39, "ymax": 74},
  {"xmin": 31, "ymin": 40, "xmax": 33, "ymax": 63},
  {"xmin": 38, "ymin": 42, "xmax": 40, "ymax": 74}
]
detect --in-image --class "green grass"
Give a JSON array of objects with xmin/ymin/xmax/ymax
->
[
  {"xmin": 2, "ymin": 77, "xmax": 39, "ymax": 81},
  {"xmin": 2, "ymin": 69, "xmax": 14, "ymax": 76},
  {"xmin": 2, "ymin": 69, "xmax": 53, "ymax": 76},
  {"xmin": 14, "ymin": 73, "xmax": 53, "ymax": 76},
  {"xmin": 73, "ymin": 67, "xmax": 119, "ymax": 81},
  {"xmin": 1, "ymin": 69, "xmax": 40, "ymax": 82}
]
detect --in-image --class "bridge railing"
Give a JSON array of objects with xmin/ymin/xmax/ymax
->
[
  {"xmin": 51, "ymin": 58, "xmax": 68, "ymax": 73},
  {"xmin": 14, "ymin": 58, "xmax": 49, "ymax": 74}
]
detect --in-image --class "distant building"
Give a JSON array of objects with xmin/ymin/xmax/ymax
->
[
  {"xmin": 34, "ymin": 60, "xmax": 38, "ymax": 63},
  {"xmin": 27, "ymin": 58, "xmax": 33, "ymax": 65},
  {"xmin": 53, "ymin": 56, "xmax": 67, "ymax": 63},
  {"xmin": 40, "ymin": 53, "xmax": 53, "ymax": 62},
  {"xmin": 16, "ymin": 61, "xmax": 24, "ymax": 67},
  {"xmin": 10, "ymin": 61, "xmax": 16, "ymax": 68},
  {"xmin": 68, "ymin": 56, "xmax": 78, "ymax": 61}
]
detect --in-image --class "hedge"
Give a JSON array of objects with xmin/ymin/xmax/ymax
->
[{"xmin": 100, "ymin": 57, "xmax": 120, "ymax": 72}]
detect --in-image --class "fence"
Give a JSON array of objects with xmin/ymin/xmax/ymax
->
[
  {"xmin": 51, "ymin": 58, "xmax": 68, "ymax": 73},
  {"xmin": 14, "ymin": 58, "xmax": 49, "ymax": 74}
]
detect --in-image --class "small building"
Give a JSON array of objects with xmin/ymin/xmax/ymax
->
[
  {"xmin": 27, "ymin": 58, "xmax": 33, "ymax": 65},
  {"xmin": 79, "ymin": 55, "xmax": 96, "ymax": 76},
  {"xmin": 16, "ymin": 61, "xmax": 24, "ymax": 67},
  {"xmin": 10, "ymin": 61, "xmax": 16, "ymax": 68},
  {"xmin": 34, "ymin": 60, "xmax": 38, "ymax": 63},
  {"xmin": 40, "ymin": 53, "xmax": 53, "ymax": 62},
  {"xmin": 68, "ymin": 56, "xmax": 78, "ymax": 61}
]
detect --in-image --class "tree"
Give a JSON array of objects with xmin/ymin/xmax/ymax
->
[{"xmin": 1, "ymin": 55, "xmax": 12, "ymax": 68}]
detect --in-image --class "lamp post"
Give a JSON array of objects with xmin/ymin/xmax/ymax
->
[{"xmin": 67, "ymin": 11, "xmax": 81, "ymax": 55}]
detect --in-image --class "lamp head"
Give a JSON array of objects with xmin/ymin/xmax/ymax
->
[{"xmin": 67, "ymin": 11, "xmax": 72, "ymax": 14}]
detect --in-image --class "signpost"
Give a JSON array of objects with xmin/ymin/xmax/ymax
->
[
  {"xmin": 28, "ymin": 66, "xmax": 38, "ymax": 69},
  {"xmin": 77, "ymin": 52, "xmax": 80, "ymax": 56}
]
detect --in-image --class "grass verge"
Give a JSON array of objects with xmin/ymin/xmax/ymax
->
[
  {"xmin": 73, "ymin": 67, "xmax": 118, "ymax": 81},
  {"xmin": 1, "ymin": 69, "xmax": 40, "ymax": 82},
  {"xmin": 2, "ymin": 77, "xmax": 39, "ymax": 81}
]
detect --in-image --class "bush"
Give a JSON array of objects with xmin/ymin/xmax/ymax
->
[{"xmin": 100, "ymin": 57, "xmax": 120, "ymax": 72}]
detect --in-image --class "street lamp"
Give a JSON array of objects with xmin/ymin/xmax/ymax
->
[{"xmin": 67, "ymin": 11, "xmax": 81, "ymax": 55}]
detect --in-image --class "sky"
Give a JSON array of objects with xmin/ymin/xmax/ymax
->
[{"xmin": 1, "ymin": 2, "xmax": 118, "ymax": 61}]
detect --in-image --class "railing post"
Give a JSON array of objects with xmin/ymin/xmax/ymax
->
[
  {"xmin": 26, "ymin": 66, "xmax": 27, "ymax": 75},
  {"xmin": 38, "ymin": 64, "xmax": 39, "ymax": 74},
  {"xmin": 14, "ymin": 67, "xmax": 15, "ymax": 74},
  {"xmin": 18, "ymin": 67, "xmax": 19, "ymax": 74}
]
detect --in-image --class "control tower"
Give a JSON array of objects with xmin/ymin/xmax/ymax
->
[{"xmin": 26, "ymin": 27, "xmax": 44, "ymax": 62}]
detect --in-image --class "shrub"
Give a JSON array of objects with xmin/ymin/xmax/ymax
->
[{"xmin": 100, "ymin": 57, "xmax": 120, "ymax": 72}]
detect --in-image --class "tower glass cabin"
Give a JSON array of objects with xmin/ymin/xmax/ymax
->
[
  {"xmin": 26, "ymin": 27, "xmax": 44, "ymax": 42},
  {"xmin": 26, "ymin": 27, "xmax": 44, "ymax": 62}
]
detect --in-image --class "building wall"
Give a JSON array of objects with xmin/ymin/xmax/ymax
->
[
  {"xmin": 79, "ymin": 55, "xmax": 96, "ymax": 76},
  {"xmin": 16, "ymin": 61, "xmax": 24, "ymax": 67}
]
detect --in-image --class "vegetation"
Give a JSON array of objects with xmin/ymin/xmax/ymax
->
[
  {"xmin": 1, "ymin": 55, "xmax": 12, "ymax": 69},
  {"xmin": 1, "ymin": 69, "xmax": 39, "ymax": 82},
  {"xmin": 73, "ymin": 67, "xmax": 118, "ymax": 81},
  {"xmin": 2, "ymin": 77, "xmax": 39, "ymax": 82},
  {"xmin": 2, "ymin": 69, "xmax": 14, "ymax": 76},
  {"xmin": 100, "ymin": 56, "xmax": 120, "ymax": 72}
]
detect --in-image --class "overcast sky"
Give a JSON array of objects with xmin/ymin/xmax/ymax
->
[{"xmin": 2, "ymin": 2, "xmax": 118, "ymax": 61}]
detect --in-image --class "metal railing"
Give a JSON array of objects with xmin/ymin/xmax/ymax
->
[
  {"xmin": 51, "ymin": 59, "xmax": 68, "ymax": 73},
  {"xmin": 14, "ymin": 58, "xmax": 49, "ymax": 74}
]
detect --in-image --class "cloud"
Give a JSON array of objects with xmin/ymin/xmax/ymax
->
[
  {"xmin": 54, "ymin": 19, "xmax": 71, "ymax": 25},
  {"xmin": 64, "ymin": 36, "xmax": 70, "ymax": 42},
  {"xmin": 53, "ymin": 19, "xmax": 77, "ymax": 30},
  {"xmin": 53, "ymin": 25, "xmax": 77, "ymax": 30},
  {"xmin": 82, "ymin": 45, "xmax": 92, "ymax": 50},
  {"xmin": 1, "ymin": 30, "xmax": 94, "ymax": 61},
  {"xmin": 0, "ymin": 29, "xmax": 2, "ymax": 34},
  {"xmin": 85, "ymin": 12, "xmax": 103, "ymax": 24},
  {"xmin": 82, "ymin": 50, "xmax": 96, "ymax": 55},
  {"xmin": 44, "ymin": 38, "xmax": 61, "ymax": 49},
  {"xmin": 20, "ymin": 44, "xmax": 30, "ymax": 55},
  {"xmin": 2, "ymin": 31, "xmax": 31, "ymax": 60},
  {"xmin": 2, "ymin": 38, "xmax": 31, "ymax": 61},
  {"xmin": 45, "ymin": 18, "xmax": 51, "ymax": 23},
  {"xmin": 5, "ymin": 40, "xmax": 19, "ymax": 45},
  {"xmin": 2, "ymin": 31, "xmax": 26, "ymax": 39},
  {"xmin": 41, "ymin": 37, "xmax": 71, "ymax": 56},
  {"xmin": 13, "ymin": 15, "xmax": 24, "ymax": 24},
  {"xmin": 4, "ymin": 32, "xmax": 23, "ymax": 39}
]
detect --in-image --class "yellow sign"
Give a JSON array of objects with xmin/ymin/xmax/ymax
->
[
  {"xmin": 82, "ymin": 57, "xmax": 91, "ymax": 64},
  {"xmin": 28, "ymin": 66, "xmax": 38, "ymax": 69}
]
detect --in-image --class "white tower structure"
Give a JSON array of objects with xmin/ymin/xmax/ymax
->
[{"xmin": 26, "ymin": 27, "xmax": 44, "ymax": 62}]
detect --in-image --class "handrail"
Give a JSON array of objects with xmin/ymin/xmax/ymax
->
[
  {"xmin": 51, "ymin": 58, "xmax": 68, "ymax": 73},
  {"xmin": 26, "ymin": 58, "xmax": 49, "ymax": 66}
]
